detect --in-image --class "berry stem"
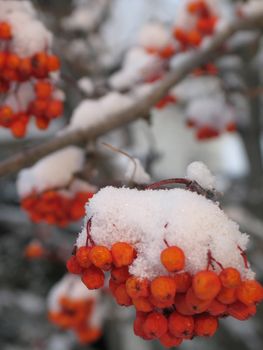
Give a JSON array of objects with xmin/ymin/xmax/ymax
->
[
  {"xmin": 237, "ymin": 245, "xmax": 249, "ymax": 269},
  {"xmin": 86, "ymin": 218, "xmax": 95, "ymax": 247}
]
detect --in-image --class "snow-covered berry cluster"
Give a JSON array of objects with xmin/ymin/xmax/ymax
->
[
  {"xmin": 0, "ymin": 1, "xmax": 63, "ymax": 137},
  {"xmin": 48, "ymin": 274, "xmax": 104, "ymax": 344},
  {"xmin": 68, "ymin": 162, "xmax": 263, "ymax": 347},
  {"xmin": 17, "ymin": 147, "xmax": 96, "ymax": 227}
]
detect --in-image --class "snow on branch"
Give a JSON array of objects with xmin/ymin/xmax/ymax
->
[{"xmin": 0, "ymin": 10, "xmax": 262, "ymax": 177}]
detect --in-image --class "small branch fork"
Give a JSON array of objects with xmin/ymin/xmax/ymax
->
[{"xmin": 0, "ymin": 11, "xmax": 263, "ymax": 177}]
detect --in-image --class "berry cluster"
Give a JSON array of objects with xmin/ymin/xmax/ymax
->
[
  {"xmin": 186, "ymin": 119, "xmax": 237, "ymax": 140},
  {"xmin": 21, "ymin": 190, "xmax": 94, "ymax": 227},
  {"xmin": 68, "ymin": 228, "xmax": 263, "ymax": 348},
  {"xmin": 173, "ymin": 0, "xmax": 217, "ymax": 48},
  {"xmin": 0, "ymin": 21, "xmax": 63, "ymax": 137},
  {"xmin": 49, "ymin": 296, "xmax": 101, "ymax": 344}
]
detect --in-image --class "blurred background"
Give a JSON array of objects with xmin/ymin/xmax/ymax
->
[{"xmin": 0, "ymin": 0, "xmax": 263, "ymax": 349}]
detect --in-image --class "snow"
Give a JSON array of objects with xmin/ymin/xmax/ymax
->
[
  {"xmin": 0, "ymin": 1, "xmax": 53, "ymax": 57},
  {"xmin": 125, "ymin": 158, "xmax": 151, "ymax": 184},
  {"xmin": 78, "ymin": 78, "xmax": 94, "ymax": 96},
  {"xmin": 65, "ymin": 92, "xmax": 133, "ymax": 132},
  {"xmin": 186, "ymin": 161, "xmax": 216, "ymax": 190},
  {"xmin": 109, "ymin": 47, "xmax": 163, "ymax": 90},
  {"xmin": 77, "ymin": 181, "xmax": 254, "ymax": 280},
  {"xmin": 137, "ymin": 22, "xmax": 171, "ymax": 49},
  {"xmin": 240, "ymin": 0, "xmax": 263, "ymax": 16},
  {"xmin": 16, "ymin": 147, "xmax": 85, "ymax": 198}
]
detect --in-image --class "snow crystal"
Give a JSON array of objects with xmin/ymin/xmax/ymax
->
[
  {"xmin": 125, "ymin": 158, "xmax": 151, "ymax": 184},
  {"xmin": 137, "ymin": 22, "xmax": 171, "ymax": 50},
  {"xmin": 16, "ymin": 147, "xmax": 85, "ymax": 197},
  {"xmin": 77, "ymin": 185, "xmax": 254, "ymax": 280},
  {"xmin": 0, "ymin": 1, "xmax": 52, "ymax": 57},
  {"xmin": 65, "ymin": 92, "xmax": 133, "ymax": 132},
  {"xmin": 186, "ymin": 161, "xmax": 216, "ymax": 190}
]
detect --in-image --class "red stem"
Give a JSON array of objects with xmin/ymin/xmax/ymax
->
[
  {"xmin": 145, "ymin": 178, "xmax": 192, "ymax": 190},
  {"xmin": 86, "ymin": 218, "xmax": 95, "ymax": 247},
  {"xmin": 237, "ymin": 245, "xmax": 249, "ymax": 269}
]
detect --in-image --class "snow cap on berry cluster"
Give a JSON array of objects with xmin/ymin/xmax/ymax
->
[
  {"xmin": 0, "ymin": 0, "xmax": 53, "ymax": 57},
  {"xmin": 47, "ymin": 274, "xmax": 105, "ymax": 328},
  {"xmin": 77, "ymin": 163, "xmax": 254, "ymax": 281},
  {"xmin": 186, "ymin": 161, "xmax": 216, "ymax": 190},
  {"xmin": 16, "ymin": 146, "xmax": 85, "ymax": 197},
  {"xmin": 137, "ymin": 23, "xmax": 171, "ymax": 50}
]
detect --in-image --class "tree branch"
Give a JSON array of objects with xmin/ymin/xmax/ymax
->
[{"xmin": 0, "ymin": 11, "xmax": 263, "ymax": 177}]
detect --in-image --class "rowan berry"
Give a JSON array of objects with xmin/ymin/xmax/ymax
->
[
  {"xmin": 35, "ymin": 80, "xmax": 53, "ymax": 98},
  {"xmin": 194, "ymin": 315, "xmax": 218, "ymax": 337},
  {"xmin": 207, "ymin": 299, "xmax": 227, "ymax": 316},
  {"xmin": 109, "ymin": 278, "xmax": 119, "ymax": 294},
  {"xmin": 149, "ymin": 295, "xmax": 174, "ymax": 308},
  {"xmin": 46, "ymin": 99, "xmax": 63, "ymax": 118},
  {"xmin": 193, "ymin": 270, "xmax": 221, "ymax": 300},
  {"xmin": 81, "ymin": 266, "xmax": 105, "ymax": 289},
  {"xmin": 11, "ymin": 118, "xmax": 28, "ymax": 138},
  {"xmin": 31, "ymin": 52, "xmax": 48, "ymax": 78},
  {"xmin": 126, "ymin": 277, "xmax": 149, "ymax": 299},
  {"xmin": 24, "ymin": 241, "xmax": 45, "ymax": 259},
  {"xmin": 217, "ymin": 287, "xmax": 237, "ymax": 305},
  {"xmin": 168, "ymin": 311, "xmax": 194, "ymax": 339},
  {"xmin": 187, "ymin": 30, "xmax": 202, "ymax": 46},
  {"xmin": 66, "ymin": 256, "xmax": 83, "ymax": 274},
  {"xmin": 236, "ymin": 280, "xmax": 263, "ymax": 305},
  {"xmin": 0, "ymin": 52, "xmax": 7, "ymax": 70},
  {"xmin": 228, "ymin": 301, "xmax": 256, "ymax": 320},
  {"xmin": 111, "ymin": 242, "xmax": 135, "ymax": 267},
  {"xmin": 35, "ymin": 116, "xmax": 49, "ymax": 130},
  {"xmin": 150, "ymin": 276, "xmax": 177, "ymax": 302},
  {"xmin": 161, "ymin": 246, "xmax": 185, "ymax": 272},
  {"xmin": 186, "ymin": 287, "xmax": 212, "ymax": 313},
  {"xmin": 0, "ymin": 105, "xmax": 13, "ymax": 125},
  {"xmin": 219, "ymin": 268, "xmax": 241, "ymax": 288},
  {"xmin": 174, "ymin": 272, "xmax": 192, "ymax": 293},
  {"xmin": 159, "ymin": 332, "xmax": 183, "ymax": 348},
  {"xmin": 18, "ymin": 58, "xmax": 32, "ymax": 80},
  {"xmin": 47, "ymin": 55, "xmax": 60, "ymax": 71},
  {"xmin": 76, "ymin": 246, "xmax": 92, "ymax": 268},
  {"xmin": 174, "ymin": 294, "xmax": 194, "ymax": 316},
  {"xmin": 132, "ymin": 295, "xmax": 153, "ymax": 311},
  {"xmin": 143, "ymin": 312, "xmax": 168, "ymax": 339},
  {"xmin": 6, "ymin": 53, "xmax": 20, "ymax": 70},
  {"xmin": 134, "ymin": 312, "xmax": 150, "ymax": 339},
  {"xmin": 113, "ymin": 283, "xmax": 132, "ymax": 306},
  {"xmin": 111, "ymin": 266, "xmax": 130, "ymax": 283},
  {"xmin": 89, "ymin": 245, "xmax": 112, "ymax": 270},
  {"xmin": 0, "ymin": 22, "xmax": 12, "ymax": 40}
]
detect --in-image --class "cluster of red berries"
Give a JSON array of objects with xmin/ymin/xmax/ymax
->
[
  {"xmin": 173, "ymin": 0, "xmax": 217, "ymax": 48},
  {"xmin": 49, "ymin": 296, "xmax": 101, "ymax": 344},
  {"xmin": 0, "ymin": 21, "xmax": 63, "ymax": 137},
  {"xmin": 21, "ymin": 190, "xmax": 94, "ymax": 227},
  {"xmin": 186, "ymin": 119, "xmax": 237, "ymax": 140},
  {"xmin": 67, "ymin": 235, "xmax": 263, "ymax": 348}
]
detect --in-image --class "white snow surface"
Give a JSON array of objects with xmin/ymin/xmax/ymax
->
[
  {"xmin": 47, "ymin": 274, "xmax": 104, "ymax": 328},
  {"xmin": 186, "ymin": 161, "xmax": 216, "ymax": 190},
  {"xmin": 16, "ymin": 147, "xmax": 85, "ymax": 197},
  {"xmin": 240, "ymin": 0, "xmax": 263, "ymax": 16},
  {"xmin": 0, "ymin": 1, "xmax": 53, "ymax": 57},
  {"xmin": 77, "ymin": 186, "xmax": 254, "ymax": 280},
  {"xmin": 137, "ymin": 22, "xmax": 171, "ymax": 49}
]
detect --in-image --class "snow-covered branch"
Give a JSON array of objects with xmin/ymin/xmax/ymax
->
[{"xmin": 0, "ymin": 11, "xmax": 262, "ymax": 177}]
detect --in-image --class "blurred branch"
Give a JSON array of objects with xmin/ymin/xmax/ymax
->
[{"xmin": 0, "ymin": 11, "xmax": 263, "ymax": 177}]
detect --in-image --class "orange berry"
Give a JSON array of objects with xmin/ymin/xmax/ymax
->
[
  {"xmin": 143, "ymin": 312, "xmax": 168, "ymax": 339},
  {"xmin": 226, "ymin": 122, "xmax": 237, "ymax": 132},
  {"xmin": 35, "ymin": 80, "xmax": 53, "ymax": 98},
  {"xmin": 47, "ymin": 55, "xmax": 60, "ymax": 71},
  {"xmin": 126, "ymin": 277, "xmax": 149, "ymax": 299},
  {"xmin": 46, "ymin": 99, "xmax": 63, "ymax": 119},
  {"xmin": 0, "ymin": 22, "xmax": 12, "ymax": 40},
  {"xmin": 111, "ymin": 266, "xmax": 130, "ymax": 283},
  {"xmin": 31, "ymin": 52, "xmax": 48, "ymax": 78},
  {"xmin": 66, "ymin": 256, "xmax": 82, "ymax": 274},
  {"xmin": 173, "ymin": 27, "xmax": 188, "ymax": 44},
  {"xmin": 24, "ymin": 241, "xmax": 45, "ymax": 259},
  {"xmin": 174, "ymin": 272, "xmax": 192, "ymax": 293},
  {"xmin": 6, "ymin": 53, "xmax": 20, "ymax": 70},
  {"xmin": 207, "ymin": 299, "xmax": 227, "ymax": 316},
  {"xmin": 30, "ymin": 98, "xmax": 48, "ymax": 117},
  {"xmin": 193, "ymin": 270, "xmax": 221, "ymax": 300},
  {"xmin": 0, "ymin": 105, "xmax": 14, "ymax": 125},
  {"xmin": 109, "ymin": 278, "xmax": 119, "ymax": 294},
  {"xmin": 149, "ymin": 295, "xmax": 174, "ymax": 308},
  {"xmin": 228, "ymin": 301, "xmax": 256, "ymax": 320},
  {"xmin": 174, "ymin": 294, "xmax": 194, "ymax": 316},
  {"xmin": 11, "ymin": 119, "xmax": 28, "ymax": 138},
  {"xmin": 150, "ymin": 276, "xmax": 176, "ymax": 302},
  {"xmin": 133, "ymin": 297, "xmax": 153, "ymax": 312},
  {"xmin": 18, "ymin": 58, "xmax": 32, "ymax": 80},
  {"xmin": 219, "ymin": 268, "xmax": 241, "ymax": 288},
  {"xmin": 0, "ymin": 52, "xmax": 7, "ymax": 70},
  {"xmin": 168, "ymin": 311, "xmax": 194, "ymax": 339},
  {"xmin": 134, "ymin": 312, "xmax": 150, "ymax": 339},
  {"xmin": 76, "ymin": 246, "xmax": 92, "ymax": 268},
  {"xmin": 81, "ymin": 265, "xmax": 104, "ymax": 289},
  {"xmin": 159, "ymin": 45, "xmax": 175, "ymax": 59},
  {"xmin": 89, "ymin": 245, "xmax": 112, "ymax": 270},
  {"xmin": 35, "ymin": 116, "xmax": 49, "ymax": 130},
  {"xmin": 217, "ymin": 287, "xmax": 237, "ymax": 305},
  {"xmin": 159, "ymin": 332, "xmax": 183, "ymax": 348},
  {"xmin": 161, "ymin": 246, "xmax": 185, "ymax": 272},
  {"xmin": 187, "ymin": 30, "xmax": 202, "ymax": 46},
  {"xmin": 0, "ymin": 78, "xmax": 9, "ymax": 94},
  {"xmin": 113, "ymin": 283, "xmax": 132, "ymax": 306},
  {"xmin": 185, "ymin": 287, "xmax": 212, "ymax": 313},
  {"xmin": 76, "ymin": 327, "xmax": 101, "ymax": 344},
  {"xmin": 70, "ymin": 198, "xmax": 85, "ymax": 220},
  {"xmin": 194, "ymin": 315, "xmax": 218, "ymax": 337},
  {"xmin": 111, "ymin": 242, "xmax": 135, "ymax": 267},
  {"xmin": 237, "ymin": 280, "xmax": 263, "ymax": 305}
]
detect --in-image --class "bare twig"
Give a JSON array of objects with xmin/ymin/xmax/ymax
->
[{"xmin": 0, "ymin": 12, "xmax": 262, "ymax": 177}]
